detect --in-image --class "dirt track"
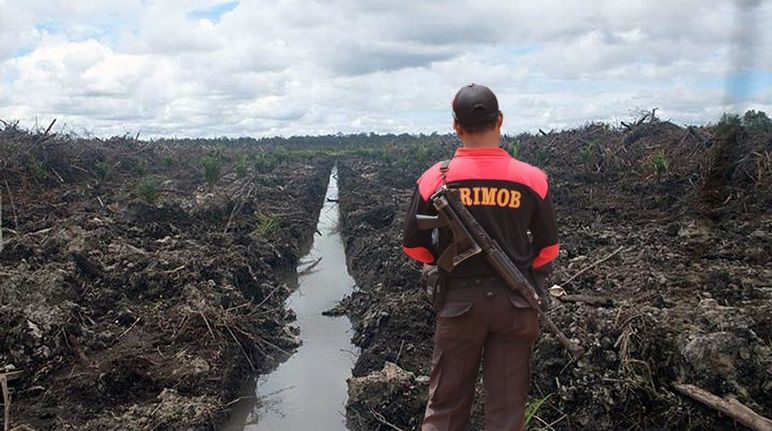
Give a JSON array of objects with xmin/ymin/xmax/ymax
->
[
  {"xmin": 0, "ymin": 126, "xmax": 331, "ymax": 430},
  {"xmin": 338, "ymin": 120, "xmax": 771, "ymax": 430}
]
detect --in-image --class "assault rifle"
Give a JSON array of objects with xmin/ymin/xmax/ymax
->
[{"xmin": 416, "ymin": 185, "xmax": 585, "ymax": 360}]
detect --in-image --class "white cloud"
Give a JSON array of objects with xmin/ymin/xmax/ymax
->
[{"xmin": 0, "ymin": 0, "xmax": 770, "ymax": 137}]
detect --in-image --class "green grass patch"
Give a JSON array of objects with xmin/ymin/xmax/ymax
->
[
  {"xmin": 255, "ymin": 211, "xmax": 280, "ymax": 237},
  {"xmin": 135, "ymin": 177, "xmax": 159, "ymax": 204}
]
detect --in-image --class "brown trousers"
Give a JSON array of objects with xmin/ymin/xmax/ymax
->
[{"xmin": 422, "ymin": 278, "xmax": 539, "ymax": 431}]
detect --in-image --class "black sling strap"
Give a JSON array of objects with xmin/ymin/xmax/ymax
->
[{"xmin": 439, "ymin": 159, "xmax": 450, "ymax": 185}]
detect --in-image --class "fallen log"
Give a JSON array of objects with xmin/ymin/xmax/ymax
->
[
  {"xmin": 557, "ymin": 294, "xmax": 614, "ymax": 307},
  {"xmin": 672, "ymin": 383, "xmax": 772, "ymax": 431}
]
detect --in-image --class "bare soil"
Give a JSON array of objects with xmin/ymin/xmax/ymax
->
[{"xmin": 0, "ymin": 125, "xmax": 332, "ymax": 430}]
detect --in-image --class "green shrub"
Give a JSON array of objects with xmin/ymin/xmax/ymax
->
[
  {"xmin": 531, "ymin": 145, "xmax": 551, "ymax": 165},
  {"xmin": 508, "ymin": 139, "xmax": 520, "ymax": 159},
  {"xmin": 28, "ymin": 155, "xmax": 48, "ymax": 182},
  {"xmin": 654, "ymin": 150, "xmax": 669, "ymax": 179},
  {"xmin": 234, "ymin": 153, "xmax": 248, "ymax": 178},
  {"xmin": 717, "ymin": 113, "xmax": 742, "ymax": 131},
  {"xmin": 163, "ymin": 156, "xmax": 175, "ymax": 168},
  {"xmin": 272, "ymin": 149, "xmax": 289, "ymax": 165},
  {"xmin": 415, "ymin": 144, "xmax": 431, "ymax": 164},
  {"xmin": 94, "ymin": 161, "xmax": 110, "ymax": 181},
  {"xmin": 579, "ymin": 141, "xmax": 598, "ymax": 162},
  {"xmin": 134, "ymin": 159, "xmax": 148, "ymax": 177},
  {"xmin": 201, "ymin": 153, "xmax": 223, "ymax": 186},
  {"xmin": 253, "ymin": 153, "xmax": 275, "ymax": 173},
  {"xmin": 742, "ymin": 109, "xmax": 771, "ymax": 131},
  {"xmin": 135, "ymin": 178, "xmax": 159, "ymax": 204}
]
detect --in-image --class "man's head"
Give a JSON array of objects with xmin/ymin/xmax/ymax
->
[{"xmin": 451, "ymin": 83, "xmax": 503, "ymax": 145}]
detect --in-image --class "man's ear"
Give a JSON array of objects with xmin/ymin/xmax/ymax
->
[
  {"xmin": 497, "ymin": 112, "xmax": 503, "ymax": 129},
  {"xmin": 453, "ymin": 121, "xmax": 465, "ymax": 138}
]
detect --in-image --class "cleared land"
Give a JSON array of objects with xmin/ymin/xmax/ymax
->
[
  {"xmin": 0, "ymin": 126, "xmax": 332, "ymax": 430},
  {"xmin": 1, "ymin": 115, "xmax": 770, "ymax": 430}
]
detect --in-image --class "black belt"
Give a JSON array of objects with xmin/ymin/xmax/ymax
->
[{"xmin": 445, "ymin": 274, "xmax": 503, "ymax": 291}]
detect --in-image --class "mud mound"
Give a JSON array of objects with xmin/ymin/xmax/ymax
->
[{"xmin": 348, "ymin": 362, "xmax": 428, "ymax": 430}]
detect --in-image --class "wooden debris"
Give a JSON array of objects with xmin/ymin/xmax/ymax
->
[
  {"xmin": 3, "ymin": 181, "xmax": 17, "ymax": 230},
  {"xmin": 557, "ymin": 294, "xmax": 614, "ymax": 307},
  {"xmin": 672, "ymin": 383, "xmax": 772, "ymax": 431},
  {"xmin": 369, "ymin": 407, "xmax": 406, "ymax": 431},
  {"xmin": 1, "ymin": 371, "xmax": 23, "ymax": 431},
  {"xmin": 31, "ymin": 118, "xmax": 56, "ymax": 147},
  {"xmin": 561, "ymin": 246, "xmax": 626, "ymax": 286},
  {"xmin": 117, "ymin": 317, "xmax": 141, "ymax": 340}
]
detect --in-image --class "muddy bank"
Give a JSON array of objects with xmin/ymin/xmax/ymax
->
[
  {"xmin": 336, "ymin": 119, "xmax": 770, "ymax": 430},
  {"xmin": 0, "ymin": 125, "xmax": 332, "ymax": 430}
]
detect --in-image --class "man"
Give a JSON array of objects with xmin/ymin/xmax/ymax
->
[{"xmin": 402, "ymin": 84, "xmax": 559, "ymax": 431}]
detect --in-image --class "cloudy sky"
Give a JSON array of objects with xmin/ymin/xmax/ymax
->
[{"xmin": 0, "ymin": 0, "xmax": 770, "ymax": 138}]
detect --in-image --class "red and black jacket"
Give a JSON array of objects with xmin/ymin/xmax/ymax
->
[{"xmin": 402, "ymin": 146, "xmax": 559, "ymax": 277}]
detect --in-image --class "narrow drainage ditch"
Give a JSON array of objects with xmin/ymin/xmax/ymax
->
[{"xmin": 222, "ymin": 165, "xmax": 358, "ymax": 430}]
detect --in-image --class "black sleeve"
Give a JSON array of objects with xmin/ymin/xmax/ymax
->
[
  {"xmin": 401, "ymin": 185, "xmax": 437, "ymax": 264},
  {"xmin": 529, "ymin": 187, "xmax": 559, "ymax": 272}
]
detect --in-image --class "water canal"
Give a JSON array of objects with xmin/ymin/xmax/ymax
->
[{"xmin": 223, "ymin": 166, "xmax": 358, "ymax": 430}]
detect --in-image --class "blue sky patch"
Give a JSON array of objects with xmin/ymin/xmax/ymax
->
[
  {"xmin": 725, "ymin": 69, "xmax": 772, "ymax": 101},
  {"xmin": 13, "ymin": 47, "xmax": 34, "ymax": 58},
  {"xmin": 35, "ymin": 21, "xmax": 64, "ymax": 35},
  {"xmin": 31, "ymin": 14, "xmax": 133, "ymax": 49},
  {"xmin": 189, "ymin": 1, "xmax": 239, "ymax": 22}
]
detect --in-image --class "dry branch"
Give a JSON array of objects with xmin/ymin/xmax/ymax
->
[
  {"xmin": 557, "ymin": 294, "xmax": 614, "ymax": 307},
  {"xmin": 2, "ymin": 182, "xmax": 17, "ymax": 230},
  {"xmin": 199, "ymin": 311, "xmax": 216, "ymax": 342},
  {"xmin": 32, "ymin": 118, "xmax": 56, "ymax": 146},
  {"xmin": 117, "ymin": 317, "xmax": 141, "ymax": 340},
  {"xmin": 561, "ymin": 246, "xmax": 625, "ymax": 286},
  {"xmin": 225, "ymin": 324, "xmax": 255, "ymax": 372},
  {"xmin": 1, "ymin": 374, "xmax": 8, "ymax": 431},
  {"xmin": 223, "ymin": 178, "xmax": 256, "ymax": 234},
  {"xmin": 369, "ymin": 408, "xmax": 406, "ymax": 431},
  {"xmin": 672, "ymin": 383, "xmax": 772, "ymax": 431}
]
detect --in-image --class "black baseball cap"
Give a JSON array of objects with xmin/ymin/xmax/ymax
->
[{"xmin": 452, "ymin": 84, "xmax": 500, "ymax": 126}]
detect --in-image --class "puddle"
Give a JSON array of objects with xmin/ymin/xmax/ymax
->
[{"xmin": 222, "ymin": 166, "xmax": 358, "ymax": 430}]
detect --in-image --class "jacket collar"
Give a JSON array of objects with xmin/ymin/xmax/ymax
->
[{"xmin": 454, "ymin": 146, "xmax": 509, "ymax": 158}]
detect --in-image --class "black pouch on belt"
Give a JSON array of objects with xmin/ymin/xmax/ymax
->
[{"xmin": 424, "ymin": 267, "xmax": 446, "ymax": 311}]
